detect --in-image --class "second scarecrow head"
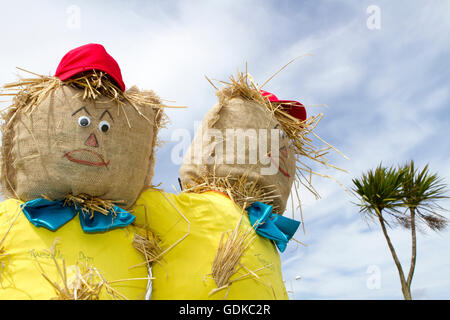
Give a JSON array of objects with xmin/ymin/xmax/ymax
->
[{"xmin": 180, "ymin": 72, "xmax": 323, "ymax": 215}]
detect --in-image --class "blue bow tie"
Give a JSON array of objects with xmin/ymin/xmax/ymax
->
[
  {"xmin": 246, "ymin": 202, "xmax": 301, "ymax": 252},
  {"xmin": 21, "ymin": 198, "xmax": 135, "ymax": 233}
]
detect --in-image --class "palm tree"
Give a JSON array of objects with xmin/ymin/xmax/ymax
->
[
  {"xmin": 352, "ymin": 164, "xmax": 410, "ymax": 299},
  {"xmin": 399, "ymin": 161, "xmax": 448, "ymax": 298},
  {"xmin": 352, "ymin": 162, "xmax": 449, "ymax": 300}
]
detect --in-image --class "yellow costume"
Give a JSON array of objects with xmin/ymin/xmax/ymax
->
[
  {"xmin": 0, "ymin": 44, "xmax": 163, "ymax": 300},
  {"xmin": 134, "ymin": 189, "xmax": 289, "ymax": 300},
  {"xmin": 0, "ymin": 199, "xmax": 148, "ymax": 300}
]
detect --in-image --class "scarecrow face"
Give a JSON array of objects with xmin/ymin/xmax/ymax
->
[
  {"xmin": 269, "ymin": 123, "xmax": 295, "ymax": 180},
  {"xmin": 66, "ymin": 105, "xmax": 114, "ymax": 168},
  {"xmin": 11, "ymin": 86, "xmax": 158, "ymax": 208},
  {"xmin": 180, "ymin": 96, "xmax": 296, "ymax": 213},
  {"xmin": 210, "ymin": 98, "xmax": 296, "ymax": 179}
]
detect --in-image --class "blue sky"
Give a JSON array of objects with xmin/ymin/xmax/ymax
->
[{"xmin": 1, "ymin": 0, "xmax": 449, "ymax": 299}]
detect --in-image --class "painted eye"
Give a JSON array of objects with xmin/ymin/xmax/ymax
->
[
  {"xmin": 99, "ymin": 120, "xmax": 110, "ymax": 133},
  {"xmin": 280, "ymin": 130, "xmax": 287, "ymax": 140},
  {"xmin": 78, "ymin": 116, "xmax": 91, "ymax": 127}
]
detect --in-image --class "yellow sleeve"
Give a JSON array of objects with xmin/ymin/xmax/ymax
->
[
  {"xmin": 132, "ymin": 189, "xmax": 288, "ymax": 300},
  {"xmin": 133, "ymin": 188, "xmax": 190, "ymax": 241}
]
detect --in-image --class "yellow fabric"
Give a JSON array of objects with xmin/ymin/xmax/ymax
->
[
  {"xmin": 0, "ymin": 199, "xmax": 148, "ymax": 300},
  {"xmin": 134, "ymin": 189, "xmax": 288, "ymax": 300}
]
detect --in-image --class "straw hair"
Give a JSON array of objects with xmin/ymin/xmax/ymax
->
[
  {"xmin": 199, "ymin": 70, "xmax": 347, "ymax": 218},
  {"xmin": 0, "ymin": 68, "xmax": 167, "ymax": 202},
  {"xmin": 217, "ymin": 71, "xmax": 345, "ymax": 177},
  {"xmin": 0, "ymin": 69, "xmax": 163, "ymax": 120}
]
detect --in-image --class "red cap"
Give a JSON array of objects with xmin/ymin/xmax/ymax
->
[
  {"xmin": 54, "ymin": 43, "xmax": 126, "ymax": 91},
  {"xmin": 260, "ymin": 90, "xmax": 307, "ymax": 121}
]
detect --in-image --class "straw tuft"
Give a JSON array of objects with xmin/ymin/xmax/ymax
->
[
  {"xmin": 217, "ymin": 71, "xmax": 345, "ymax": 175},
  {"xmin": 205, "ymin": 70, "xmax": 347, "ymax": 222},
  {"xmin": 204, "ymin": 206, "xmax": 273, "ymax": 298},
  {"xmin": 182, "ymin": 165, "xmax": 281, "ymax": 212},
  {"xmin": 61, "ymin": 193, "xmax": 124, "ymax": 219},
  {"xmin": 131, "ymin": 204, "xmax": 164, "ymax": 267},
  {"xmin": 34, "ymin": 239, "xmax": 111, "ymax": 300},
  {"xmin": 0, "ymin": 69, "xmax": 165, "ymax": 124},
  {"xmin": 132, "ymin": 232, "xmax": 164, "ymax": 266},
  {"xmin": 131, "ymin": 192, "xmax": 191, "ymax": 271},
  {"xmin": 209, "ymin": 213, "xmax": 256, "ymax": 288},
  {"xmin": 34, "ymin": 238, "xmax": 150, "ymax": 300}
]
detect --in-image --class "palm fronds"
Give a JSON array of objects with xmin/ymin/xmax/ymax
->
[
  {"xmin": 352, "ymin": 164, "xmax": 405, "ymax": 226},
  {"xmin": 400, "ymin": 160, "xmax": 449, "ymax": 231},
  {"xmin": 352, "ymin": 161, "xmax": 449, "ymax": 300}
]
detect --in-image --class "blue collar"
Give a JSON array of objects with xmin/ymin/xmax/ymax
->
[
  {"xmin": 21, "ymin": 198, "xmax": 135, "ymax": 233},
  {"xmin": 246, "ymin": 202, "xmax": 301, "ymax": 252}
]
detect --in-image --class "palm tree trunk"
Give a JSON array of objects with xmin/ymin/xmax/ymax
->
[
  {"xmin": 405, "ymin": 207, "xmax": 417, "ymax": 299},
  {"xmin": 377, "ymin": 213, "xmax": 411, "ymax": 300}
]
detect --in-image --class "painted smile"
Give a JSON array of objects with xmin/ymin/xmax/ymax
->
[
  {"xmin": 64, "ymin": 149, "xmax": 110, "ymax": 167},
  {"xmin": 268, "ymin": 146, "xmax": 291, "ymax": 178}
]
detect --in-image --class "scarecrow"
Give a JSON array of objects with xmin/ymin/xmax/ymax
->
[
  {"xmin": 0, "ymin": 44, "xmax": 164, "ymax": 299},
  {"xmin": 134, "ymin": 71, "xmax": 336, "ymax": 299}
]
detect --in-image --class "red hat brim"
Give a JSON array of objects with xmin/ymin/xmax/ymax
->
[
  {"xmin": 260, "ymin": 90, "xmax": 307, "ymax": 121},
  {"xmin": 56, "ymin": 64, "xmax": 126, "ymax": 91},
  {"xmin": 54, "ymin": 43, "xmax": 126, "ymax": 91},
  {"xmin": 275, "ymin": 100, "xmax": 307, "ymax": 122}
]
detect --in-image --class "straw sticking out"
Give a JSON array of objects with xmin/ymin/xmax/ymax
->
[
  {"xmin": 131, "ymin": 203, "xmax": 164, "ymax": 267},
  {"xmin": 34, "ymin": 239, "xmax": 111, "ymax": 300},
  {"xmin": 182, "ymin": 166, "xmax": 281, "ymax": 211},
  {"xmin": 132, "ymin": 232, "xmax": 164, "ymax": 265},
  {"xmin": 209, "ymin": 212, "xmax": 256, "ymax": 288},
  {"xmin": 0, "ymin": 68, "xmax": 166, "ymax": 126},
  {"xmin": 62, "ymin": 193, "xmax": 124, "ymax": 219},
  {"xmin": 205, "ymin": 208, "xmax": 274, "ymax": 299},
  {"xmin": 34, "ymin": 239, "xmax": 150, "ymax": 300},
  {"xmin": 211, "ymin": 70, "xmax": 347, "ymax": 220},
  {"xmin": 131, "ymin": 192, "xmax": 191, "ymax": 271},
  {"xmin": 259, "ymin": 54, "xmax": 314, "ymax": 90}
]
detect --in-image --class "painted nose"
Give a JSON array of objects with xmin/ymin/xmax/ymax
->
[{"xmin": 84, "ymin": 133, "xmax": 99, "ymax": 148}]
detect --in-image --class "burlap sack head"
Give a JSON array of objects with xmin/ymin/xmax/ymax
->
[
  {"xmin": 1, "ymin": 76, "xmax": 163, "ymax": 210},
  {"xmin": 180, "ymin": 94, "xmax": 297, "ymax": 214}
]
